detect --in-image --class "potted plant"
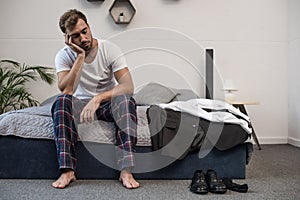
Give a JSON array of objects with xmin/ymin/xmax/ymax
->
[{"xmin": 0, "ymin": 59, "xmax": 55, "ymax": 114}]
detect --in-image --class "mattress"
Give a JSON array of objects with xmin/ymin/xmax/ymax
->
[
  {"xmin": 0, "ymin": 85, "xmax": 194, "ymax": 145},
  {"xmin": 0, "ymin": 104, "xmax": 152, "ymax": 146}
]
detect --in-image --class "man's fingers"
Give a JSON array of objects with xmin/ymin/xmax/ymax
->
[
  {"xmin": 68, "ymin": 36, "xmax": 72, "ymax": 44},
  {"xmin": 88, "ymin": 110, "xmax": 96, "ymax": 122},
  {"xmin": 87, "ymin": 109, "xmax": 94, "ymax": 122},
  {"xmin": 83, "ymin": 110, "xmax": 89, "ymax": 122},
  {"xmin": 80, "ymin": 109, "xmax": 95, "ymax": 123},
  {"xmin": 64, "ymin": 34, "xmax": 70, "ymax": 45},
  {"xmin": 80, "ymin": 109, "xmax": 88, "ymax": 123},
  {"xmin": 80, "ymin": 111, "xmax": 84, "ymax": 123},
  {"xmin": 64, "ymin": 34, "xmax": 75, "ymax": 48}
]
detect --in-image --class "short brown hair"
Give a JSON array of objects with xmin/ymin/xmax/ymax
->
[{"xmin": 59, "ymin": 9, "xmax": 88, "ymax": 33}]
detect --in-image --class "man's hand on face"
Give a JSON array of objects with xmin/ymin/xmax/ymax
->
[{"xmin": 65, "ymin": 34, "xmax": 85, "ymax": 56}]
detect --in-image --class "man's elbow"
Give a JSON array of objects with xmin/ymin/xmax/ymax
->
[
  {"xmin": 126, "ymin": 84, "xmax": 134, "ymax": 95},
  {"xmin": 59, "ymin": 86, "xmax": 74, "ymax": 95},
  {"xmin": 61, "ymin": 90, "xmax": 74, "ymax": 95}
]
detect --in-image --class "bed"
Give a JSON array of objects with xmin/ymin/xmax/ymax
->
[{"xmin": 0, "ymin": 82, "xmax": 253, "ymax": 180}]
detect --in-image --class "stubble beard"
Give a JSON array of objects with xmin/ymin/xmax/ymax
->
[{"xmin": 83, "ymin": 36, "xmax": 94, "ymax": 54}]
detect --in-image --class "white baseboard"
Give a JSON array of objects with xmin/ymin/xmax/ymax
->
[
  {"xmin": 288, "ymin": 137, "xmax": 300, "ymax": 148},
  {"xmin": 253, "ymin": 137, "xmax": 300, "ymax": 148},
  {"xmin": 253, "ymin": 137, "xmax": 288, "ymax": 145}
]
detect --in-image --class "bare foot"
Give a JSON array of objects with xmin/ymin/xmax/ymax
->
[
  {"xmin": 119, "ymin": 170, "xmax": 140, "ymax": 189},
  {"xmin": 52, "ymin": 170, "xmax": 76, "ymax": 189}
]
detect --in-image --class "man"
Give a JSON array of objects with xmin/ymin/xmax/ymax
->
[{"xmin": 51, "ymin": 9, "xmax": 139, "ymax": 189}]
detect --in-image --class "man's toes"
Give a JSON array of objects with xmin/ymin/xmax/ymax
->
[
  {"xmin": 55, "ymin": 181, "xmax": 69, "ymax": 189},
  {"xmin": 121, "ymin": 178, "xmax": 140, "ymax": 189},
  {"xmin": 124, "ymin": 181, "xmax": 133, "ymax": 189},
  {"xmin": 52, "ymin": 176, "xmax": 75, "ymax": 189},
  {"xmin": 119, "ymin": 170, "xmax": 140, "ymax": 189},
  {"xmin": 52, "ymin": 180, "xmax": 65, "ymax": 189},
  {"xmin": 131, "ymin": 181, "xmax": 140, "ymax": 188},
  {"xmin": 52, "ymin": 181, "xmax": 60, "ymax": 188}
]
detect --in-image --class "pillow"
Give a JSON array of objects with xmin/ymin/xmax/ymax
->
[
  {"xmin": 133, "ymin": 82, "xmax": 177, "ymax": 105},
  {"xmin": 171, "ymin": 89, "xmax": 199, "ymax": 102}
]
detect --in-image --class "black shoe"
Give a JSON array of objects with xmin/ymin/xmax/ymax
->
[
  {"xmin": 206, "ymin": 169, "xmax": 227, "ymax": 194},
  {"xmin": 189, "ymin": 170, "xmax": 208, "ymax": 194},
  {"xmin": 222, "ymin": 178, "xmax": 248, "ymax": 193}
]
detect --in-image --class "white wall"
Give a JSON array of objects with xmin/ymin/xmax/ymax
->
[
  {"xmin": 288, "ymin": 0, "xmax": 300, "ymax": 147},
  {"xmin": 0, "ymin": 0, "xmax": 289, "ymax": 144}
]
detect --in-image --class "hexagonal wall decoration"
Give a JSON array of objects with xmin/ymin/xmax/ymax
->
[{"xmin": 109, "ymin": 0, "xmax": 136, "ymax": 24}]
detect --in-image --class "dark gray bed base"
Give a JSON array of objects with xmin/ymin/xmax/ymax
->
[{"xmin": 0, "ymin": 136, "xmax": 250, "ymax": 179}]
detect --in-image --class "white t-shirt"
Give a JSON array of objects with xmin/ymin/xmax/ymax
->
[{"xmin": 55, "ymin": 39, "xmax": 127, "ymax": 99}]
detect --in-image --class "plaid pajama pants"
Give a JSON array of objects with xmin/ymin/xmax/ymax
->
[{"xmin": 51, "ymin": 94, "xmax": 137, "ymax": 172}]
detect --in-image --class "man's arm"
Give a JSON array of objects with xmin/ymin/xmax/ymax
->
[
  {"xmin": 80, "ymin": 67, "xmax": 134, "ymax": 123},
  {"xmin": 95, "ymin": 67, "xmax": 134, "ymax": 103},
  {"xmin": 57, "ymin": 35, "xmax": 85, "ymax": 95}
]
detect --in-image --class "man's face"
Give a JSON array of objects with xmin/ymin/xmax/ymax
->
[{"xmin": 66, "ymin": 18, "xmax": 93, "ymax": 52}]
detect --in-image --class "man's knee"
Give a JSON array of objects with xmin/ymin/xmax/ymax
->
[
  {"xmin": 112, "ymin": 94, "xmax": 136, "ymax": 117},
  {"xmin": 51, "ymin": 94, "xmax": 73, "ymax": 114},
  {"xmin": 114, "ymin": 94, "xmax": 136, "ymax": 107},
  {"xmin": 55, "ymin": 94, "xmax": 74, "ymax": 106},
  {"xmin": 56, "ymin": 94, "xmax": 73, "ymax": 102}
]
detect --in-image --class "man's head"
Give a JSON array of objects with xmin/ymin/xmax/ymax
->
[
  {"xmin": 59, "ymin": 9, "xmax": 88, "ymax": 34},
  {"xmin": 59, "ymin": 9, "xmax": 93, "ymax": 52}
]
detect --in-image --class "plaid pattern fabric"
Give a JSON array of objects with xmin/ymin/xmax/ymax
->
[{"xmin": 51, "ymin": 94, "xmax": 137, "ymax": 172}]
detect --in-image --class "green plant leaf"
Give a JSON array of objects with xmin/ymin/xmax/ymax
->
[{"xmin": 0, "ymin": 59, "xmax": 56, "ymax": 114}]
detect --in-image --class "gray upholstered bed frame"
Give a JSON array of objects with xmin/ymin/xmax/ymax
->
[{"xmin": 0, "ymin": 136, "xmax": 251, "ymax": 179}]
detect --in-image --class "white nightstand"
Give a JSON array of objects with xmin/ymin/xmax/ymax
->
[{"xmin": 227, "ymin": 101, "xmax": 261, "ymax": 150}]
